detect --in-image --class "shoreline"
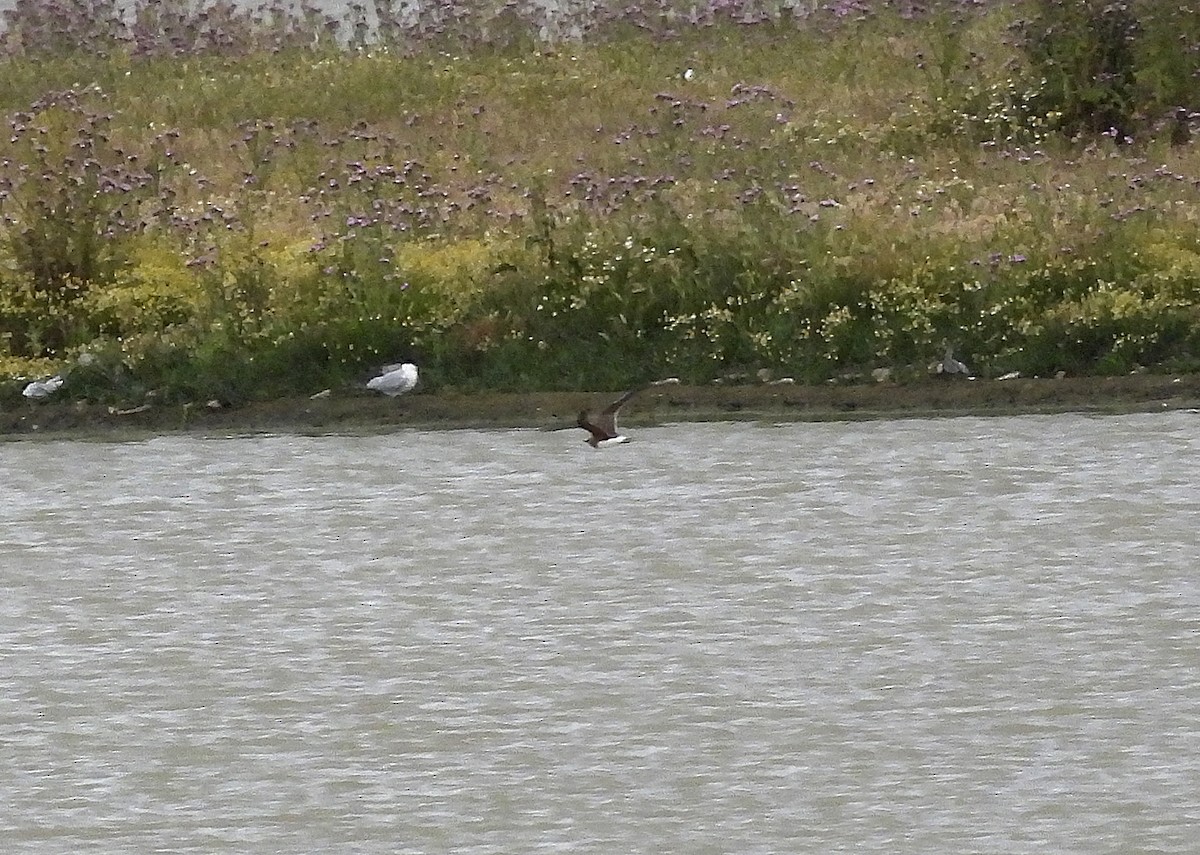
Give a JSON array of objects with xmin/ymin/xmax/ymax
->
[{"xmin": 3, "ymin": 374, "xmax": 1199, "ymax": 440}]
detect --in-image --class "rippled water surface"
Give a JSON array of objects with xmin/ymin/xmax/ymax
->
[{"xmin": 3, "ymin": 412, "xmax": 1199, "ymax": 853}]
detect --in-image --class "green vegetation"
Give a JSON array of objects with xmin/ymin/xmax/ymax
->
[{"xmin": 2, "ymin": 0, "xmax": 1199, "ymax": 406}]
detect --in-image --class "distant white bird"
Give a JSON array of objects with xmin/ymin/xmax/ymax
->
[
  {"xmin": 577, "ymin": 387, "xmax": 643, "ymax": 448},
  {"xmin": 366, "ymin": 362, "xmax": 419, "ymax": 396},
  {"xmin": 936, "ymin": 346, "xmax": 970, "ymax": 377},
  {"xmin": 22, "ymin": 375, "xmax": 63, "ymax": 399}
]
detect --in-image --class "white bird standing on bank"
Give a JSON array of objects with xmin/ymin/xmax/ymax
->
[
  {"xmin": 22, "ymin": 375, "xmax": 64, "ymax": 399},
  {"xmin": 366, "ymin": 362, "xmax": 419, "ymax": 396},
  {"xmin": 577, "ymin": 387, "xmax": 643, "ymax": 448}
]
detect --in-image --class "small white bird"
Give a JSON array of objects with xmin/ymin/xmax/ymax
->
[
  {"xmin": 22, "ymin": 376, "xmax": 64, "ymax": 399},
  {"xmin": 577, "ymin": 387, "xmax": 643, "ymax": 448},
  {"xmin": 366, "ymin": 362, "xmax": 419, "ymax": 396}
]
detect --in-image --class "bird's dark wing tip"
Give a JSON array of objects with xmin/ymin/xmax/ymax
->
[{"xmin": 603, "ymin": 385, "xmax": 645, "ymax": 414}]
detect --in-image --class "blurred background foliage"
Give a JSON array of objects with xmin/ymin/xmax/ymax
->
[{"xmin": 1, "ymin": 0, "xmax": 1199, "ymax": 405}]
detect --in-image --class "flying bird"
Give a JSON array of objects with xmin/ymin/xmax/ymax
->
[
  {"xmin": 577, "ymin": 387, "xmax": 643, "ymax": 448},
  {"xmin": 367, "ymin": 362, "xmax": 419, "ymax": 396}
]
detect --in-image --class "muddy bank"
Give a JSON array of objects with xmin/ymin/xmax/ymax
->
[{"xmin": 3, "ymin": 373, "xmax": 1199, "ymax": 441}]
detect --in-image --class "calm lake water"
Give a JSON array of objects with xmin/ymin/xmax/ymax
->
[{"xmin": 2, "ymin": 412, "xmax": 1198, "ymax": 853}]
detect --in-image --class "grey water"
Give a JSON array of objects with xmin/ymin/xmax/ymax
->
[{"xmin": 2, "ymin": 412, "xmax": 1198, "ymax": 853}]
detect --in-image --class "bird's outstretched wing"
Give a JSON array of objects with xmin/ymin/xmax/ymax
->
[
  {"xmin": 600, "ymin": 386, "xmax": 643, "ymax": 416},
  {"xmin": 596, "ymin": 386, "xmax": 645, "ymax": 435},
  {"xmin": 577, "ymin": 386, "xmax": 646, "ymax": 442},
  {"xmin": 577, "ymin": 411, "xmax": 612, "ymax": 442}
]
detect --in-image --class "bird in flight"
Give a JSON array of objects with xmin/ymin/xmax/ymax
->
[
  {"xmin": 577, "ymin": 387, "xmax": 643, "ymax": 448},
  {"xmin": 367, "ymin": 362, "xmax": 419, "ymax": 396}
]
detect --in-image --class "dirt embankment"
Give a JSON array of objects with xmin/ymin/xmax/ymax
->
[{"xmin": 3, "ymin": 373, "xmax": 1199, "ymax": 440}]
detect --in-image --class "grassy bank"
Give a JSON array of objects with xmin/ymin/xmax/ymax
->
[
  {"xmin": 2, "ymin": 0, "xmax": 1200, "ymax": 409},
  {"xmin": 5, "ymin": 374, "xmax": 1200, "ymax": 441}
]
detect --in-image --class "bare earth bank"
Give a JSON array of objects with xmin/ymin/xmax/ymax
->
[{"xmin": 3, "ymin": 374, "xmax": 1199, "ymax": 441}]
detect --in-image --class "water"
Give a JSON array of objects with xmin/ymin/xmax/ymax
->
[{"xmin": 2, "ymin": 412, "xmax": 1198, "ymax": 853}]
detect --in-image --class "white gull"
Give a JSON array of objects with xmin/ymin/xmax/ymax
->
[{"xmin": 366, "ymin": 363, "xmax": 419, "ymax": 396}]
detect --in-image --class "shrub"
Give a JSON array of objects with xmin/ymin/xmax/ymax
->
[{"xmin": 1016, "ymin": 0, "xmax": 1200, "ymax": 139}]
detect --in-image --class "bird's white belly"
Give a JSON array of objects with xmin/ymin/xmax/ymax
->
[{"xmin": 596, "ymin": 435, "xmax": 630, "ymax": 447}]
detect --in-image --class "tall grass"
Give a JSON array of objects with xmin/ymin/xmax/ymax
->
[{"xmin": 1, "ymin": 0, "xmax": 1199, "ymax": 405}]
